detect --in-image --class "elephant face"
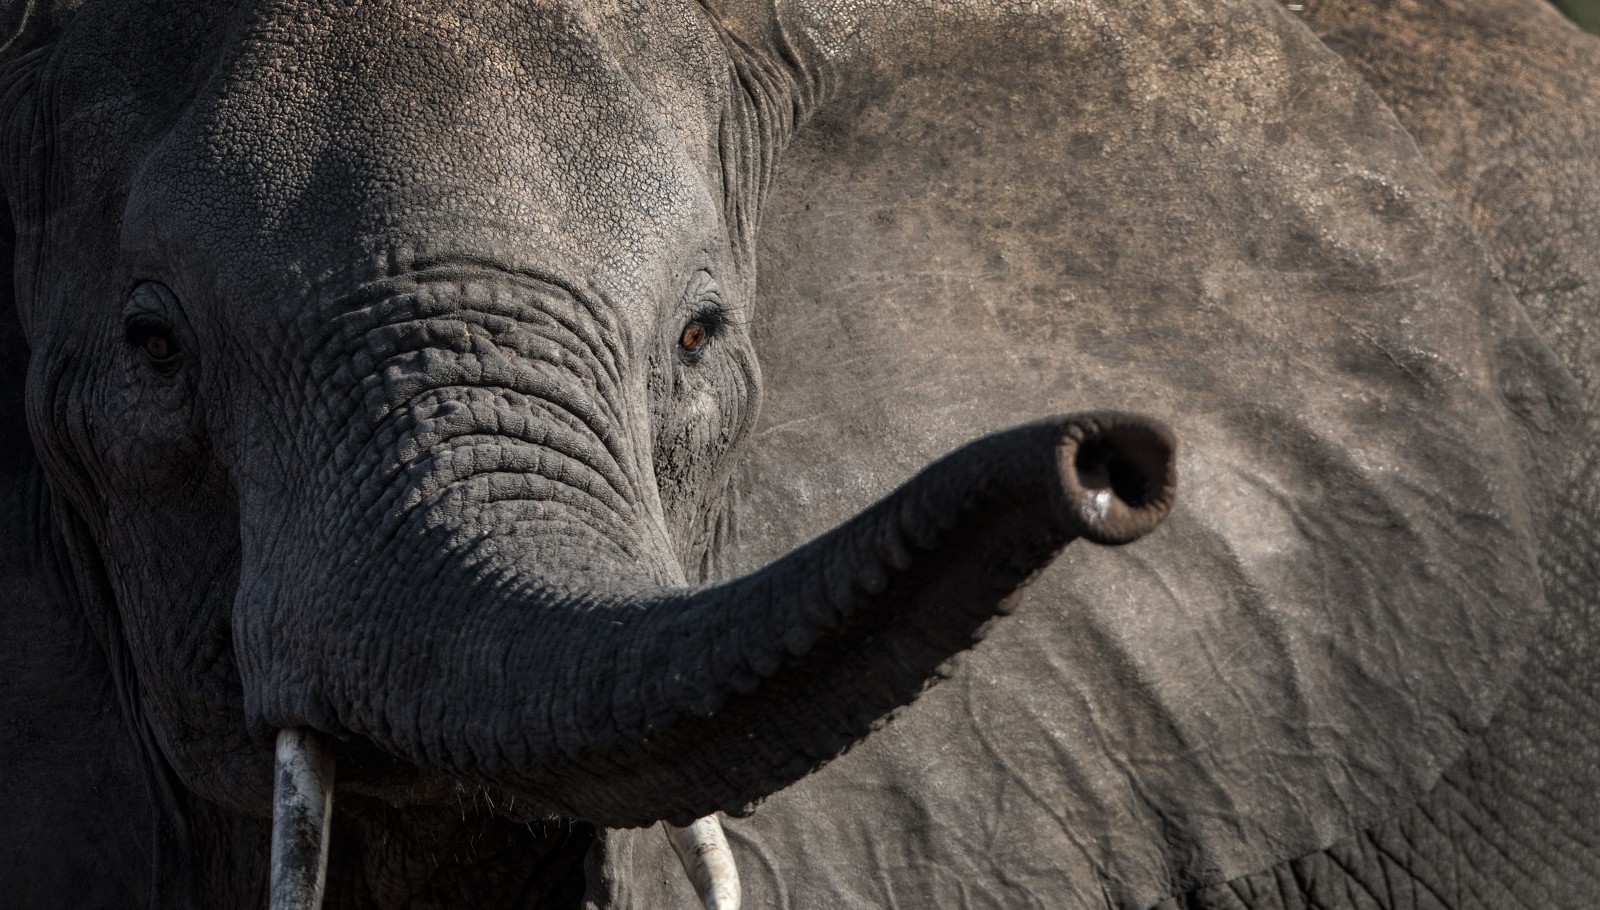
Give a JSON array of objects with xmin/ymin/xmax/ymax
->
[
  {"xmin": 8, "ymin": 0, "xmax": 763, "ymax": 809},
  {"xmin": 2, "ymin": 0, "xmax": 1174, "ymax": 832}
]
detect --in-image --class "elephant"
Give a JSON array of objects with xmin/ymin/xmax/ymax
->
[{"xmin": 1, "ymin": 0, "xmax": 1596, "ymax": 908}]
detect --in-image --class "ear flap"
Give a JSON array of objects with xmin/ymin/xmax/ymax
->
[{"xmin": 614, "ymin": 1, "xmax": 1576, "ymax": 907}]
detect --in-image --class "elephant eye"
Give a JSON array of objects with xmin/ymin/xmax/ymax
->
[
  {"xmin": 125, "ymin": 314, "xmax": 182, "ymax": 373},
  {"xmin": 679, "ymin": 320, "xmax": 711, "ymax": 360}
]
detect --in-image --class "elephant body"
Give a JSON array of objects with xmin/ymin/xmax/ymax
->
[{"xmin": 1, "ymin": 0, "xmax": 1596, "ymax": 908}]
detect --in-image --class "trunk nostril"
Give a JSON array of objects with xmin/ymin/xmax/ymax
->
[
  {"xmin": 1058, "ymin": 414, "xmax": 1177, "ymax": 546},
  {"xmin": 1074, "ymin": 439, "xmax": 1151, "ymax": 506}
]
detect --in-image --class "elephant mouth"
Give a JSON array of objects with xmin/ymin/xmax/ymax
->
[{"xmin": 255, "ymin": 412, "xmax": 1174, "ymax": 908}]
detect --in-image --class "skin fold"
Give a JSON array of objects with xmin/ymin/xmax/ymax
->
[{"xmin": 0, "ymin": 0, "xmax": 1594, "ymax": 908}]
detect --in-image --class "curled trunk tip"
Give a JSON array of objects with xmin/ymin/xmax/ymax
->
[{"xmin": 1057, "ymin": 412, "xmax": 1177, "ymax": 545}]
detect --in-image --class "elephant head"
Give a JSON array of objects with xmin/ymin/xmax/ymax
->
[
  {"xmin": 0, "ymin": 0, "xmax": 1181, "ymax": 901},
  {"xmin": 0, "ymin": 0, "xmax": 1584, "ymax": 908}
]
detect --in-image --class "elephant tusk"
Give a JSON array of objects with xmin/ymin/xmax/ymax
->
[
  {"xmin": 270, "ymin": 728, "xmax": 336, "ymax": 910},
  {"xmin": 662, "ymin": 815, "xmax": 741, "ymax": 910}
]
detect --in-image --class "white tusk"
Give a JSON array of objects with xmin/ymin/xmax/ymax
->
[
  {"xmin": 662, "ymin": 814, "xmax": 741, "ymax": 910},
  {"xmin": 270, "ymin": 728, "xmax": 337, "ymax": 910}
]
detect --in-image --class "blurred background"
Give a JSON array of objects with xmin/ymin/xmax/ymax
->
[{"xmin": 1553, "ymin": 0, "xmax": 1600, "ymax": 32}]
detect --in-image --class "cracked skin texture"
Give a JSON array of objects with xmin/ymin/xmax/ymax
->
[{"xmin": 0, "ymin": 0, "xmax": 1594, "ymax": 908}]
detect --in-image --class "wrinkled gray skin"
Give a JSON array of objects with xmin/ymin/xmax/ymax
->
[{"xmin": 1, "ymin": 0, "xmax": 1595, "ymax": 908}]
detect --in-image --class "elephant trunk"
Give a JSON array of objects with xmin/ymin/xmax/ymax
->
[{"xmin": 245, "ymin": 412, "xmax": 1174, "ymax": 826}]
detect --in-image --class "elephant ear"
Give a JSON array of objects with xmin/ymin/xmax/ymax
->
[
  {"xmin": 1, "ymin": 6, "xmax": 162, "ymax": 905},
  {"xmin": 611, "ymin": 0, "xmax": 1575, "ymax": 907}
]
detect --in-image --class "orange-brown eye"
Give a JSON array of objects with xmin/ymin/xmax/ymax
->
[
  {"xmin": 679, "ymin": 322, "xmax": 709, "ymax": 357},
  {"xmin": 145, "ymin": 335, "xmax": 172, "ymax": 359}
]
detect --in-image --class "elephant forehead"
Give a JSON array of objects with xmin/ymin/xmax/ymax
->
[{"xmin": 96, "ymin": 0, "xmax": 724, "ymax": 304}]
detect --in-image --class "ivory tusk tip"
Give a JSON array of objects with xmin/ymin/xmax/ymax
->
[
  {"xmin": 663, "ymin": 814, "xmax": 741, "ymax": 910},
  {"xmin": 270, "ymin": 728, "xmax": 337, "ymax": 910}
]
